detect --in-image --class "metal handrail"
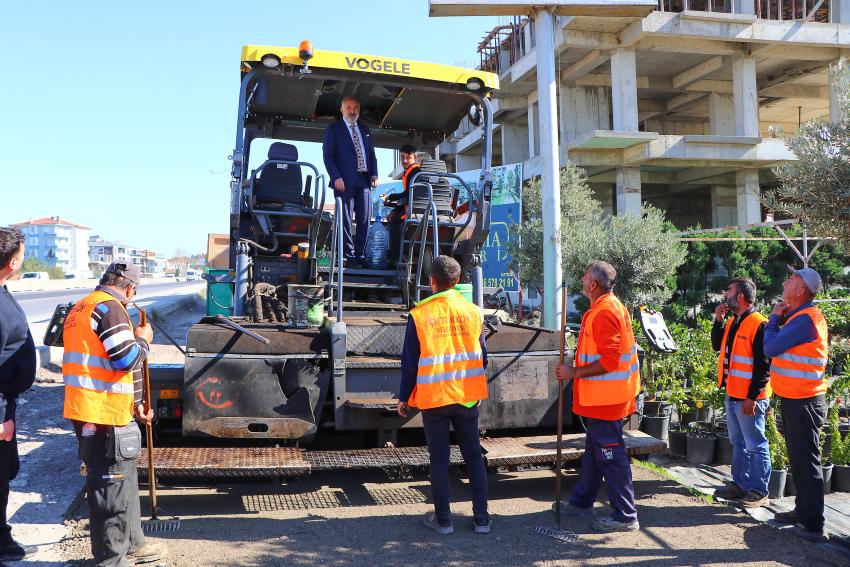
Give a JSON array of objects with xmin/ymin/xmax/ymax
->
[
  {"xmin": 327, "ymin": 196, "xmax": 344, "ymax": 321},
  {"xmin": 411, "ymin": 182, "xmax": 441, "ymax": 303}
]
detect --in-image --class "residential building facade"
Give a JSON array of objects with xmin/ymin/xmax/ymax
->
[{"xmin": 15, "ymin": 216, "xmax": 91, "ymax": 276}]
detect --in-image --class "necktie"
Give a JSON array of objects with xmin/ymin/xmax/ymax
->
[{"xmin": 350, "ymin": 124, "xmax": 367, "ymax": 172}]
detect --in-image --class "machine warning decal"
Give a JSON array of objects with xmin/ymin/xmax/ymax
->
[
  {"xmin": 494, "ymin": 359, "xmax": 549, "ymax": 402},
  {"xmin": 196, "ymin": 377, "xmax": 235, "ymax": 410}
]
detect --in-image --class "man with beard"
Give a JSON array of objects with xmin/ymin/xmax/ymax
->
[
  {"xmin": 711, "ymin": 278, "xmax": 771, "ymax": 508},
  {"xmin": 322, "ymin": 96, "xmax": 379, "ymax": 268}
]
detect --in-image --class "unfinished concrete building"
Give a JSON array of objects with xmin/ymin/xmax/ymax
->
[{"xmin": 438, "ymin": 1, "xmax": 850, "ymax": 229}]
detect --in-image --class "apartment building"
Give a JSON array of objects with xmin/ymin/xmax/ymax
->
[{"xmin": 14, "ymin": 216, "xmax": 91, "ymax": 276}]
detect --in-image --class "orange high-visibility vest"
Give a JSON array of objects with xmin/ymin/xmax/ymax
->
[
  {"xmin": 407, "ymin": 289, "xmax": 488, "ymax": 410},
  {"xmin": 399, "ymin": 163, "xmax": 421, "ymax": 220},
  {"xmin": 63, "ymin": 290, "xmax": 136, "ymax": 426},
  {"xmin": 574, "ymin": 294, "xmax": 640, "ymax": 407},
  {"xmin": 717, "ymin": 312, "xmax": 770, "ymax": 400},
  {"xmin": 770, "ymin": 306, "xmax": 829, "ymax": 399}
]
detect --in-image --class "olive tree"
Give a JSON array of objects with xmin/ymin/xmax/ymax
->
[
  {"xmin": 510, "ymin": 164, "xmax": 685, "ymax": 309},
  {"xmin": 764, "ymin": 59, "xmax": 850, "ymax": 247}
]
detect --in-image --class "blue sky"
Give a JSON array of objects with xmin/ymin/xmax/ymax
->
[{"xmin": 0, "ymin": 1, "xmax": 500, "ymax": 256}]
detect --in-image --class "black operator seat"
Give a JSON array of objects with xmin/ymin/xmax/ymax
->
[
  {"xmin": 408, "ymin": 159, "xmax": 455, "ymax": 220},
  {"xmin": 254, "ymin": 142, "xmax": 304, "ymax": 208}
]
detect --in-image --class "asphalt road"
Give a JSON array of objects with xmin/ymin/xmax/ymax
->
[{"xmin": 14, "ymin": 281, "xmax": 204, "ymax": 324}]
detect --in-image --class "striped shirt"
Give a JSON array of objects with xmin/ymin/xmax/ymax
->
[{"xmin": 91, "ymin": 286, "xmax": 149, "ymax": 405}]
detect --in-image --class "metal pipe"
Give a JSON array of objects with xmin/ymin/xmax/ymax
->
[
  {"xmin": 335, "ymin": 196, "xmax": 344, "ymax": 322},
  {"xmin": 130, "ymin": 302, "xmax": 187, "ymax": 356},
  {"xmin": 213, "ymin": 314, "xmax": 271, "ymax": 344},
  {"xmin": 533, "ymin": 8, "xmax": 564, "ymax": 330},
  {"xmin": 233, "ymin": 241, "xmax": 250, "ymax": 316}
]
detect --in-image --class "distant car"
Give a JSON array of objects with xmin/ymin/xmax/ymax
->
[
  {"xmin": 21, "ymin": 271, "xmax": 49, "ymax": 280},
  {"xmin": 185, "ymin": 269, "xmax": 201, "ymax": 281}
]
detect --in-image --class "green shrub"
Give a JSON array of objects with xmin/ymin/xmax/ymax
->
[{"xmin": 766, "ymin": 409, "xmax": 789, "ymax": 470}]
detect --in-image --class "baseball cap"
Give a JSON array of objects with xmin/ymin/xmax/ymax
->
[
  {"xmin": 787, "ymin": 265, "xmax": 822, "ymax": 295},
  {"xmin": 105, "ymin": 262, "xmax": 141, "ymax": 285}
]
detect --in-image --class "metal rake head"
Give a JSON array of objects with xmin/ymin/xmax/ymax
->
[
  {"xmin": 535, "ymin": 523, "xmax": 578, "ymax": 543},
  {"xmin": 142, "ymin": 518, "xmax": 181, "ymax": 534}
]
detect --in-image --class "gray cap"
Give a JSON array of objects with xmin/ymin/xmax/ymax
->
[
  {"xmin": 787, "ymin": 265, "xmax": 822, "ymax": 295},
  {"xmin": 105, "ymin": 262, "xmax": 141, "ymax": 285}
]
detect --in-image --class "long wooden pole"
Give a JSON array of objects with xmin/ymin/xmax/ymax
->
[
  {"xmin": 139, "ymin": 309, "xmax": 158, "ymax": 519},
  {"xmin": 554, "ymin": 282, "xmax": 568, "ymax": 526}
]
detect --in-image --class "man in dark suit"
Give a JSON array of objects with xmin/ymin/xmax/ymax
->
[{"xmin": 323, "ymin": 96, "xmax": 379, "ymax": 267}]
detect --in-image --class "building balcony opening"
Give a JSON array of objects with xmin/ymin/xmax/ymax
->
[{"xmin": 657, "ymin": 0, "xmax": 830, "ymax": 22}]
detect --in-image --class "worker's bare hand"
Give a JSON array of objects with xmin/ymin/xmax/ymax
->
[
  {"xmin": 334, "ymin": 178, "xmax": 345, "ymax": 192},
  {"xmin": 397, "ymin": 401, "xmax": 408, "ymax": 417},
  {"xmin": 135, "ymin": 323, "xmax": 153, "ymax": 344},
  {"xmin": 555, "ymin": 364, "xmax": 575, "ymax": 382},
  {"xmin": 370, "ymin": 176, "xmax": 378, "ymax": 188},
  {"xmin": 714, "ymin": 303, "xmax": 729, "ymax": 321},
  {"xmin": 135, "ymin": 404, "xmax": 154, "ymax": 425},
  {"xmin": 772, "ymin": 301, "xmax": 791, "ymax": 318},
  {"xmin": 0, "ymin": 420, "xmax": 15, "ymax": 442},
  {"xmin": 742, "ymin": 399, "xmax": 756, "ymax": 416}
]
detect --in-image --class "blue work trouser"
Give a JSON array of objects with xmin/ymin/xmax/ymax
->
[
  {"xmin": 339, "ymin": 174, "xmax": 371, "ymax": 259},
  {"xmin": 421, "ymin": 403, "xmax": 489, "ymax": 526},
  {"xmin": 569, "ymin": 418, "xmax": 637, "ymax": 523},
  {"xmin": 725, "ymin": 395, "xmax": 771, "ymax": 497}
]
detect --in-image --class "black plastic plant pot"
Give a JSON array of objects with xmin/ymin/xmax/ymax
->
[
  {"xmin": 715, "ymin": 431, "xmax": 734, "ymax": 465},
  {"xmin": 768, "ymin": 468, "xmax": 787, "ymax": 499},
  {"xmin": 669, "ymin": 429, "xmax": 688, "ymax": 457},
  {"xmin": 641, "ymin": 414, "xmax": 671, "ymax": 443},
  {"xmin": 823, "ymin": 462, "xmax": 833, "ymax": 494},
  {"xmin": 832, "ymin": 464, "xmax": 850, "ymax": 492},
  {"xmin": 644, "ymin": 400, "xmax": 673, "ymax": 417},
  {"xmin": 785, "ymin": 471, "xmax": 796, "ymax": 496},
  {"xmin": 686, "ymin": 432, "xmax": 716, "ymax": 465}
]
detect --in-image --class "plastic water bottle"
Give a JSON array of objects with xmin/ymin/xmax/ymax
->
[{"xmin": 365, "ymin": 215, "xmax": 388, "ymax": 269}]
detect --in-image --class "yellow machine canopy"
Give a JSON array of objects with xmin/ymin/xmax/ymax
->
[{"xmin": 240, "ymin": 44, "xmax": 499, "ymax": 148}]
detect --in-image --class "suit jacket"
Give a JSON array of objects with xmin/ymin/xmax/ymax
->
[{"xmin": 322, "ymin": 120, "xmax": 379, "ymax": 190}]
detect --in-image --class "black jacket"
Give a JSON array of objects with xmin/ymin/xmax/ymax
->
[{"xmin": 0, "ymin": 285, "xmax": 37, "ymax": 422}]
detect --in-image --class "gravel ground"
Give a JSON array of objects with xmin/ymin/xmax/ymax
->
[{"xmin": 56, "ymin": 464, "xmax": 847, "ymax": 566}]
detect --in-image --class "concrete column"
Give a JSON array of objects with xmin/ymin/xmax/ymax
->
[
  {"xmin": 733, "ymin": 0, "xmax": 756, "ymax": 15},
  {"xmin": 736, "ymin": 169, "xmax": 762, "ymax": 225},
  {"xmin": 533, "ymin": 8, "xmax": 563, "ymax": 330},
  {"xmin": 733, "ymin": 57, "xmax": 760, "ymax": 137},
  {"xmin": 455, "ymin": 153, "xmax": 480, "ymax": 172},
  {"xmin": 711, "ymin": 185, "xmax": 738, "ymax": 227},
  {"xmin": 528, "ymin": 102, "xmax": 540, "ymax": 157},
  {"xmin": 560, "ymin": 86, "xmax": 611, "ymax": 144},
  {"xmin": 708, "ymin": 93, "xmax": 735, "ymax": 136},
  {"xmin": 611, "ymin": 48, "xmax": 639, "ymax": 131},
  {"xmin": 501, "ymin": 122, "xmax": 529, "ymax": 165},
  {"xmin": 832, "ymin": 0, "xmax": 850, "ymax": 23},
  {"xmin": 829, "ymin": 59, "xmax": 848, "ymax": 123},
  {"xmin": 615, "ymin": 167, "xmax": 641, "ymax": 216}
]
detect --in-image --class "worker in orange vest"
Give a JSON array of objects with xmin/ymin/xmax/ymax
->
[
  {"xmin": 765, "ymin": 266, "xmax": 829, "ymax": 543},
  {"xmin": 556, "ymin": 260, "xmax": 640, "ymax": 532},
  {"xmin": 384, "ymin": 143, "xmax": 421, "ymax": 268},
  {"xmin": 397, "ymin": 256, "xmax": 490, "ymax": 535},
  {"xmin": 63, "ymin": 262, "xmax": 167, "ymax": 566},
  {"xmin": 711, "ymin": 278, "xmax": 771, "ymax": 507}
]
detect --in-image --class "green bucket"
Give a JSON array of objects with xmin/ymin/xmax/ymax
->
[{"xmin": 454, "ymin": 283, "xmax": 473, "ymax": 304}]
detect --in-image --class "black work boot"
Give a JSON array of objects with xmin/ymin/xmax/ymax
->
[
  {"xmin": 0, "ymin": 539, "xmax": 28, "ymax": 561},
  {"xmin": 127, "ymin": 539, "xmax": 168, "ymax": 565}
]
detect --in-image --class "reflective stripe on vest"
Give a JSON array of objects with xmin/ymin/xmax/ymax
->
[
  {"xmin": 769, "ymin": 305, "xmax": 829, "ymax": 399},
  {"xmin": 407, "ymin": 289, "xmax": 488, "ymax": 410},
  {"xmin": 574, "ymin": 294, "xmax": 640, "ymax": 408},
  {"xmin": 716, "ymin": 311, "xmax": 769, "ymax": 400},
  {"xmin": 62, "ymin": 290, "xmax": 136, "ymax": 426}
]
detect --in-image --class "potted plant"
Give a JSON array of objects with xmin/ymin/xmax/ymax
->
[
  {"xmin": 827, "ymin": 372, "xmax": 850, "ymax": 492},
  {"xmin": 766, "ymin": 407, "xmax": 788, "ymax": 498},
  {"xmin": 640, "ymin": 352, "xmax": 677, "ymax": 442},
  {"xmin": 668, "ymin": 381, "xmax": 690, "ymax": 458}
]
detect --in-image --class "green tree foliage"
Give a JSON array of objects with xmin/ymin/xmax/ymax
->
[
  {"xmin": 763, "ymin": 59, "xmax": 850, "ymax": 247},
  {"xmin": 766, "ymin": 409, "xmax": 789, "ymax": 470},
  {"xmin": 21, "ymin": 258, "xmax": 64, "ymax": 279},
  {"xmin": 510, "ymin": 164, "xmax": 685, "ymax": 309}
]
